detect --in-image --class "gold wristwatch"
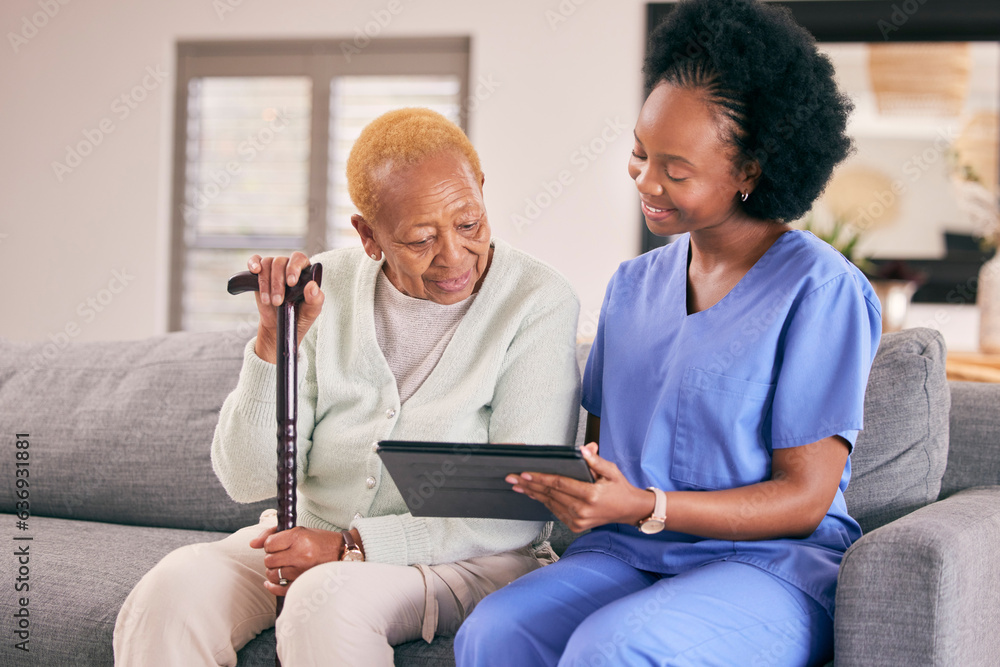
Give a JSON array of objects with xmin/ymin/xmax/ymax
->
[
  {"xmin": 340, "ymin": 530, "xmax": 365, "ymax": 562},
  {"xmin": 637, "ymin": 487, "xmax": 667, "ymax": 534}
]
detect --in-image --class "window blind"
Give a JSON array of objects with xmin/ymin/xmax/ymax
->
[{"xmin": 170, "ymin": 38, "xmax": 470, "ymax": 333}]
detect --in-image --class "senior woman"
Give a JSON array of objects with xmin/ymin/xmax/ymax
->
[
  {"xmin": 113, "ymin": 108, "xmax": 581, "ymax": 666},
  {"xmin": 456, "ymin": 1, "xmax": 881, "ymax": 665}
]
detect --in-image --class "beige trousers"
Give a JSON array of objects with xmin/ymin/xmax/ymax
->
[{"xmin": 114, "ymin": 511, "xmax": 548, "ymax": 666}]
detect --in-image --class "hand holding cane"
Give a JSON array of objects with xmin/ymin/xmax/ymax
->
[{"xmin": 227, "ymin": 261, "xmax": 323, "ymax": 666}]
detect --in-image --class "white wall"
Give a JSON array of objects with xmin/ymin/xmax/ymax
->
[{"xmin": 0, "ymin": 0, "xmax": 646, "ymax": 343}]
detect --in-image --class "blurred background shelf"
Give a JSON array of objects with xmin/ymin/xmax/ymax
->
[{"xmin": 947, "ymin": 351, "xmax": 1000, "ymax": 382}]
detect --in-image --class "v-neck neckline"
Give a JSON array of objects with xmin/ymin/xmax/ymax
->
[{"xmin": 681, "ymin": 229, "xmax": 793, "ymax": 318}]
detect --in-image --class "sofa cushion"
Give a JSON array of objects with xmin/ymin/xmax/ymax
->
[
  {"xmin": 844, "ymin": 328, "xmax": 950, "ymax": 533},
  {"xmin": 236, "ymin": 623, "xmax": 459, "ymax": 666},
  {"xmin": 0, "ymin": 332, "xmax": 273, "ymax": 532},
  {"xmin": 0, "ymin": 514, "xmax": 228, "ymax": 666},
  {"xmin": 940, "ymin": 381, "xmax": 1000, "ymax": 497}
]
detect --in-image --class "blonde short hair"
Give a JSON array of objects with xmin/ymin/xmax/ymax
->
[{"xmin": 346, "ymin": 108, "xmax": 483, "ymax": 221}]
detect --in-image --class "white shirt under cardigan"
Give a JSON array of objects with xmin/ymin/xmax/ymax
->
[{"xmin": 211, "ymin": 238, "xmax": 582, "ymax": 566}]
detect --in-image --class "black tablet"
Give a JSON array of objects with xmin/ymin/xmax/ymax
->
[{"xmin": 376, "ymin": 441, "xmax": 595, "ymax": 521}]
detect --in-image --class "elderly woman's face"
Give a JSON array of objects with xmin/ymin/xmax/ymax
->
[
  {"xmin": 369, "ymin": 151, "xmax": 491, "ymax": 305},
  {"xmin": 628, "ymin": 82, "xmax": 755, "ymax": 237}
]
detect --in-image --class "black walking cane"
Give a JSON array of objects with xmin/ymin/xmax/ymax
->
[{"xmin": 227, "ymin": 262, "xmax": 323, "ymax": 667}]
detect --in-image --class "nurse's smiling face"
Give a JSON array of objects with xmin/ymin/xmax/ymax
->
[{"xmin": 628, "ymin": 82, "xmax": 759, "ymax": 237}]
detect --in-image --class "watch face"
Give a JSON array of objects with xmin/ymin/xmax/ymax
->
[
  {"xmin": 639, "ymin": 519, "xmax": 665, "ymax": 535},
  {"xmin": 342, "ymin": 549, "xmax": 365, "ymax": 562}
]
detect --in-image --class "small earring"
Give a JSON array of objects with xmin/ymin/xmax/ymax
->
[
  {"xmin": 740, "ymin": 191, "xmax": 749, "ymax": 202},
  {"xmin": 370, "ymin": 252, "xmax": 380, "ymax": 261}
]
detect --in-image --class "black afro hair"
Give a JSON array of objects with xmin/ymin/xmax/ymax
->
[{"xmin": 644, "ymin": 0, "xmax": 854, "ymax": 222}]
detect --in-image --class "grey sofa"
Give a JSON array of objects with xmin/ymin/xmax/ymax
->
[{"xmin": 0, "ymin": 327, "xmax": 997, "ymax": 666}]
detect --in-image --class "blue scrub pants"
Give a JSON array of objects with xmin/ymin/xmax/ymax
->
[{"xmin": 454, "ymin": 551, "xmax": 833, "ymax": 667}]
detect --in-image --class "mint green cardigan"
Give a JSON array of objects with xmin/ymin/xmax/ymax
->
[{"xmin": 211, "ymin": 239, "xmax": 581, "ymax": 566}]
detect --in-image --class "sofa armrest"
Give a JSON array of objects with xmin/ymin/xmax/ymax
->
[
  {"xmin": 834, "ymin": 487, "xmax": 1000, "ymax": 666},
  {"xmin": 940, "ymin": 381, "xmax": 1000, "ymax": 497}
]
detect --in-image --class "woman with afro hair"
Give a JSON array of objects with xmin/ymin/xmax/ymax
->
[{"xmin": 455, "ymin": 0, "xmax": 881, "ymax": 665}]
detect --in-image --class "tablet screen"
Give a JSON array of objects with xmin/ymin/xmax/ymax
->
[{"xmin": 376, "ymin": 441, "xmax": 594, "ymax": 521}]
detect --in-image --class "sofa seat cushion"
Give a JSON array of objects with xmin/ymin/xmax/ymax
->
[
  {"xmin": 0, "ymin": 332, "xmax": 272, "ymax": 531},
  {"xmin": 0, "ymin": 514, "xmax": 227, "ymax": 666},
  {"xmin": 237, "ymin": 630, "xmax": 458, "ymax": 666},
  {"xmin": 845, "ymin": 328, "xmax": 950, "ymax": 533},
  {"xmin": 0, "ymin": 513, "xmax": 453, "ymax": 667}
]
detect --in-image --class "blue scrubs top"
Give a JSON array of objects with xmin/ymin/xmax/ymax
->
[{"xmin": 566, "ymin": 229, "xmax": 882, "ymax": 616}]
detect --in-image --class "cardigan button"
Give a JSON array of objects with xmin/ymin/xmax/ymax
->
[
  {"xmin": 366, "ymin": 476, "xmax": 376, "ymax": 489},
  {"xmin": 354, "ymin": 512, "xmax": 363, "ymax": 520},
  {"xmin": 371, "ymin": 441, "xmax": 379, "ymax": 452},
  {"xmin": 385, "ymin": 408, "xmax": 396, "ymax": 419}
]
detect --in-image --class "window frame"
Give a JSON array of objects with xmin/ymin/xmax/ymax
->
[{"xmin": 168, "ymin": 37, "xmax": 471, "ymax": 331}]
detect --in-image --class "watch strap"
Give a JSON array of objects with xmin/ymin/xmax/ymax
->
[
  {"xmin": 340, "ymin": 530, "xmax": 364, "ymax": 560},
  {"xmin": 647, "ymin": 487, "xmax": 667, "ymax": 521}
]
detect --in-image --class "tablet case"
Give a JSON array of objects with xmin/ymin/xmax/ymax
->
[{"xmin": 376, "ymin": 441, "xmax": 595, "ymax": 521}]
